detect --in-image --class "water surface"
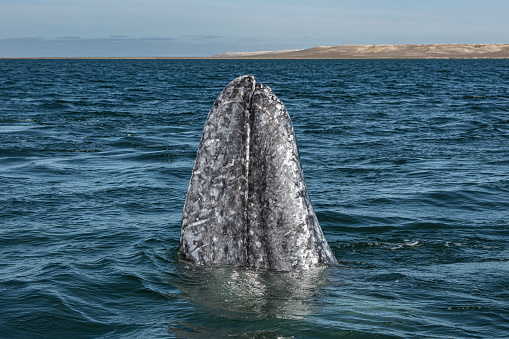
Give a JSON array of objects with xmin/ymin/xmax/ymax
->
[{"xmin": 1, "ymin": 59, "xmax": 508, "ymax": 338}]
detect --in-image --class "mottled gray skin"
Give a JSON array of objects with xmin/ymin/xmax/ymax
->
[
  {"xmin": 180, "ymin": 75, "xmax": 254, "ymax": 266},
  {"xmin": 180, "ymin": 75, "xmax": 337, "ymax": 270},
  {"xmin": 247, "ymin": 83, "xmax": 337, "ymax": 270}
]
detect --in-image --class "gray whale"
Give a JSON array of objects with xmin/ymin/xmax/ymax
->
[{"xmin": 179, "ymin": 75, "xmax": 337, "ymax": 270}]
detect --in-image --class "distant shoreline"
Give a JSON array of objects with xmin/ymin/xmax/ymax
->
[
  {"xmin": 2, "ymin": 44, "xmax": 509, "ymax": 59},
  {"xmin": 212, "ymin": 44, "xmax": 509, "ymax": 59}
]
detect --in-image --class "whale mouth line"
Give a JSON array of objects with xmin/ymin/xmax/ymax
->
[{"xmin": 179, "ymin": 75, "xmax": 337, "ymax": 271}]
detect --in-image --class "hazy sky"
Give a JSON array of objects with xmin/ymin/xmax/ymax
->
[{"xmin": 1, "ymin": 0, "xmax": 508, "ymax": 57}]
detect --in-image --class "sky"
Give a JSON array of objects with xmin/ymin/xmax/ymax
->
[{"xmin": 1, "ymin": 0, "xmax": 508, "ymax": 57}]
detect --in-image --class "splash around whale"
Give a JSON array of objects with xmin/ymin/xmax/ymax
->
[{"xmin": 179, "ymin": 75, "xmax": 337, "ymax": 271}]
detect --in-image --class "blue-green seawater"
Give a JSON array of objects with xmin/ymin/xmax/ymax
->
[{"xmin": 1, "ymin": 59, "xmax": 508, "ymax": 338}]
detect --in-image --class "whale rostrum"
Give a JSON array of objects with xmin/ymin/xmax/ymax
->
[{"xmin": 180, "ymin": 75, "xmax": 337, "ymax": 270}]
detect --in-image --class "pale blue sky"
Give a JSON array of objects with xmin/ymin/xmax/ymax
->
[{"xmin": 1, "ymin": 0, "xmax": 508, "ymax": 57}]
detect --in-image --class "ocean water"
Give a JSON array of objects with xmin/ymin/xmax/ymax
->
[{"xmin": 0, "ymin": 59, "xmax": 508, "ymax": 338}]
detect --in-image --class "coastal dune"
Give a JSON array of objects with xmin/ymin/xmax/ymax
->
[{"xmin": 213, "ymin": 44, "xmax": 509, "ymax": 59}]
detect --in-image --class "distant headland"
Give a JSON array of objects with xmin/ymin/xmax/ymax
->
[{"xmin": 212, "ymin": 44, "xmax": 509, "ymax": 59}]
